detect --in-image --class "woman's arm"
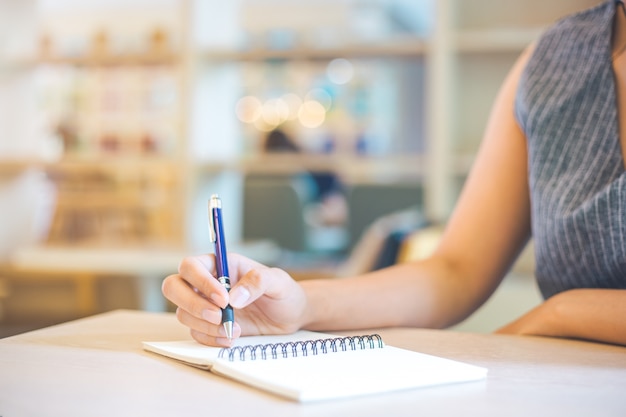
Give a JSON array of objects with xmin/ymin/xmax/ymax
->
[
  {"xmin": 164, "ymin": 46, "xmax": 537, "ymax": 345},
  {"xmin": 496, "ymin": 289, "xmax": 626, "ymax": 346},
  {"xmin": 286, "ymin": 46, "xmax": 538, "ymax": 332}
]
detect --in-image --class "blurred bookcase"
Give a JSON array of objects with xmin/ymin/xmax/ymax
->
[
  {"xmin": 0, "ymin": 0, "xmax": 185, "ymax": 249},
  {"xmin": 187, "ymin": 0, "xmax": 600, "ymax": 252},
  {"xmin": 0, "ymin": 0, "xmax": 600, "ymax": 253}
]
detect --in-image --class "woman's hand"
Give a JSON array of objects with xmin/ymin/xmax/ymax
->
[
  {"xmin": 495, "ymin": 289, "xmax": 626, "ymax": 346},
  {"xmin": 162, "ymin": 253, "xmax": 308, "ymax": 346}
]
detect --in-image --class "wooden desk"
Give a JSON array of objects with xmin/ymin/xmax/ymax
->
[{"xmin": 1, "ymin": 310, "xmax": 625, "ymax": 416}]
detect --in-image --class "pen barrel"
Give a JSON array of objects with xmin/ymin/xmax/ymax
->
[
  {"xmin": 222, "ymin": 304, "xmax": 234, "ymax": 324},
  {"xmin": 211, "ymin": 207, "xmax": 230, "ymax": 283}
]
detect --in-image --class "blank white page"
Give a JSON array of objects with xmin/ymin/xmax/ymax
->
[{"xmin": 211, "ymin": 344, "xmax": 487, "ymax": 402}]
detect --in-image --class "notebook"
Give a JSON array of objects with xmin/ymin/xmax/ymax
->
[{"xmin": 143, "ymin": 330, "xmax": 487, "ymax": 402}]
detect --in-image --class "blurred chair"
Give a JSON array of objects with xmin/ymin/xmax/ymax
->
[
  {"xmin": 345, "ymin": 183, "xmax": 424, "ymax": 251},
  {"xmin": 396, "ymin": 225, "xmax": 444, "ymax": 263},
  {"xmin": 337, "ymin": 207, "xmax": 427, "ymax": 277},
  {"xmin": 241, "ymin": 174, "xmax": 317, "ymax": 253}
]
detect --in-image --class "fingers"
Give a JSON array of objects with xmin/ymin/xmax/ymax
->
[
  {"xmin": 177, "ymin": 307, "xmax": 242, "ymax": 347},
  {"xmin": 162, "ymin": 273, "xmax": 223, "ymax": 321},
  {"xmin": 163, "ymin": 252, "xmax": 299, "ymax": 344},
  {"xmin": 162, "ymin": 254, "xmax": 254, "ymax": 347},
  {"xmin": 176, "ymin": 255, "xmax": 229, "ymax": 307},
  {"xmin": 170, "ymin": 253, "xmax": 278, "ymax": 311}
]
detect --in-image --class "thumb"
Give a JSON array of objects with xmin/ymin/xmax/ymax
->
[{"xmin": 228, "ymin": 267, "xmax": 278, "ymax": 309}]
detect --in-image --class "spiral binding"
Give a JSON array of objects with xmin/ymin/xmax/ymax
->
[{"xmin": 218, "ymin": 334, "xmax": 384, "ymax": 362}]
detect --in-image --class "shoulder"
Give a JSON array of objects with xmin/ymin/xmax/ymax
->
[
  {"xmin": 514, "ymin": 1, "xmax": 614, "ymax": 127},
  {"xmin": 546, "ymin": 1, "xmax": 613, "ymax": 30},
  {"xmin": 529, "ymin": 1, "xmax": 613, "ymax": 66}
]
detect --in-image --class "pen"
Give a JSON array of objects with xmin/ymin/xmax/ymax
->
[{"xmin": 208, "ymin": 194, "xmax": 234, "ymax": 340}]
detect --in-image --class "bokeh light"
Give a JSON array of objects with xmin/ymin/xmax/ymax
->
[
  {"xmin": 235, "ymin": 95, "xmax": 262, "ymax": 123},
  {"xmin": 261, "ymin": 98, "xmax": 290, "ymax": 126},
  {"xmin": 298, "ymin": 100, "xmax": 326, "ymax": 128},
  {"xmin": 326, "ymin": 58, "xmax": 354, "ymax": 85},
  {"xmin": 237, "ymin": 92, "xmax": 329, "ymax": 130}
]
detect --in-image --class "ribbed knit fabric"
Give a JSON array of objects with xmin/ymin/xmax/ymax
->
[{"xmin": 515, "ymin": 0, "xmax": 626, "ymax": 299}]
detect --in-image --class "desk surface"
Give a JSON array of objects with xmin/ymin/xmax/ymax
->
[{"xmin": 1, "ymin": 310, "xmax": 625, "ymax": 417}]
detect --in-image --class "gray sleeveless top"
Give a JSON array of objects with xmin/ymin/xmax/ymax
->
[{"xmin": 515, "ymin": 0, "xmax": 626, "ymax": 299}]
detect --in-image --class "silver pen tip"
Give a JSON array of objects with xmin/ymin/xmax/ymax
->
[{"xmin": 223, "ymin": 321, "xmax": 233, "ymax": 340}]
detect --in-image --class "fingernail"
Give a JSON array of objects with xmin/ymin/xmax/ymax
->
[
  {"xmin": 209, "ymin": 292, "xmax": 226, "ymax": 308},
  {"xmin": 229, "ymin": 286, "xmax": 250, "ymax": 308}
]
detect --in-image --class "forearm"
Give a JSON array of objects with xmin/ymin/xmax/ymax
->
[
  {"xmin": 298, "ymin": 256, "xmax": 486, "ymax": 332},
  {"xmin": 296, "ymin": 47, "xmax": 535, "ymax": 333},
  {"xmin": 497, "ymin": 288, "xmax": 626, "ymax": 346}
]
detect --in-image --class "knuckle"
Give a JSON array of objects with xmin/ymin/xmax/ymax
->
[
  {"xmin": 188, "ymin": 297, "xmax": 207, "ymax": 317},
  {"xmin": 177, "ymin": 256, "xmax": 197, "ymax": 275},
  {"xmin": 246, "ymin": 269, "xmax": 263, "ymax": 287}
]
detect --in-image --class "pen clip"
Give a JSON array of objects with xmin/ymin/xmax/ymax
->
[{"xmin": 208, "ymin": 200, "xmax": 217, "ymax": 243}]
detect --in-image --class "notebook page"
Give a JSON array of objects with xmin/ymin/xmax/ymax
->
[{"xmin": 211, "ymin": 345, "xmax": 488, "ymax": 402}]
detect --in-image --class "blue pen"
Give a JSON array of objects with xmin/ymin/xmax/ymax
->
[{"xmin": 208, "ymin": 194, "xmax": 234, "ymax": 340}]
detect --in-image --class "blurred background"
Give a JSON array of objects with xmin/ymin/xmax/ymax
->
[{"xmin": 0, "ymin": 0, "xmax": 599, "ymax": 336}]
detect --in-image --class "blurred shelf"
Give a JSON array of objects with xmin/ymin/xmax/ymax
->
[
  {"xmin": 194, "ymin": 153, "xmax": 479, "ymax": 183},
  {"xmin": 46, "ymin": 155, "xmax": 178, "ymax": 170},
  {"xmin": 53, "ymin": 190, "xmax": 168, "ymax": 208},
  {"xmin": 0, "ymin": 159, "xmax": 43, "ymax": 175},
  {"xmin": 1, "ymin": 53, "xmax": 180, "ymax": 72},
  {"xmin": 196, "ymin": 154, "xmax": 422, "ymax": 183},
  {"xmin": 199, "ymin": 27, "xmax": 542, "ymax": 62},
  {"xmin": 201, "ymin": 38, "xmax": 427, "ymax": 62},
  {"xmin": 36, "ymin": 53, "xmax": 180, "ymax": 67},
  {"xmin": 455, "ymin": 27, "xmax": 544, "ymax": 53},
  {"xmin": 1, "ymin": 156, "xmax": 178, "ymax": 172}
]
